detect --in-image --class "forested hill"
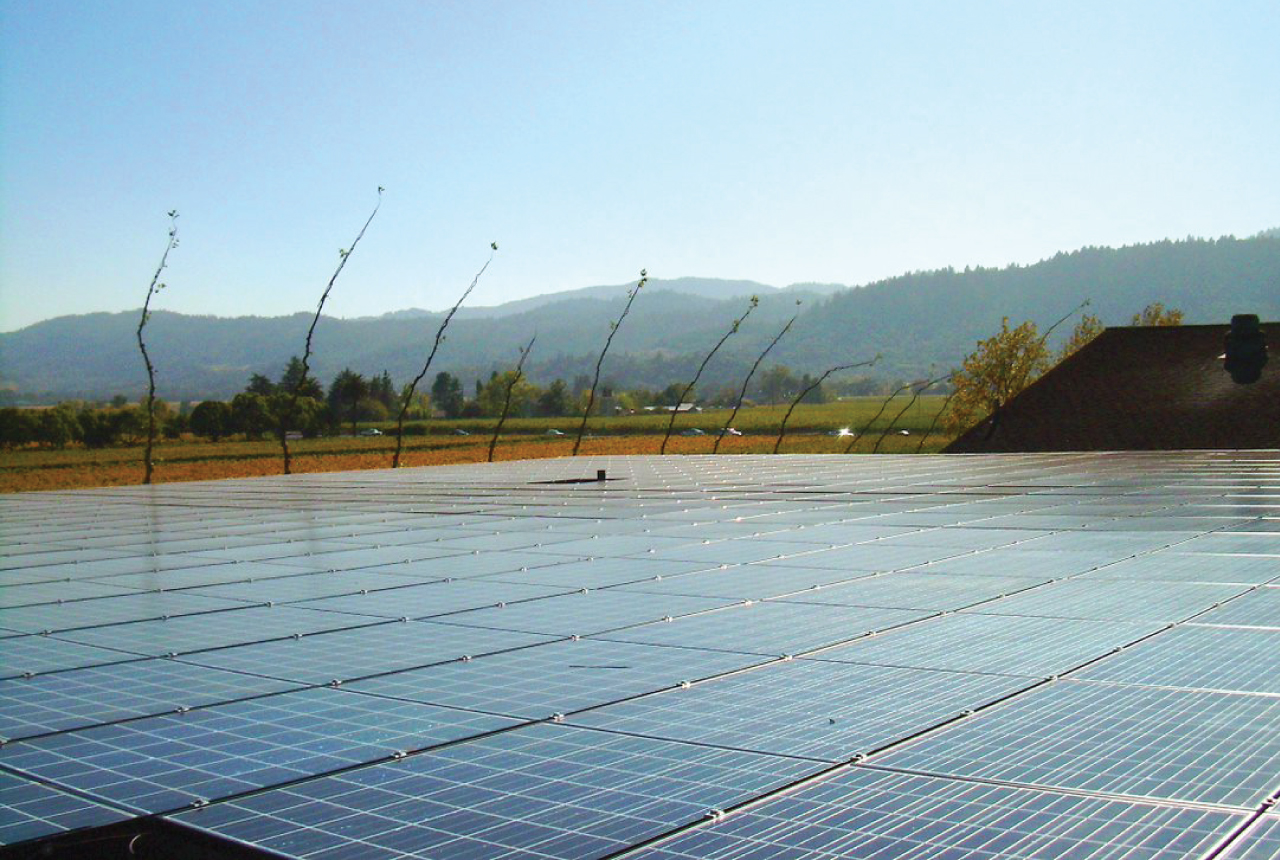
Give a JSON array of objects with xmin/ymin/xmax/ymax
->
[{"xmin": 2, "ymin": 234, "xmax": 1277, "ymax": 402}]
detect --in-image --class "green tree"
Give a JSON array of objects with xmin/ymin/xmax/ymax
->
[
  {"xmin": 190, "ymin": 400, "xmax": 232, "ymax": 441},
  {"xmin": 431, "ymin": 372, "xmax": 465, "ymax": 419},
  {"xmin": 478, "ymin": 371, "xmax": 537, "ymax": 417},
  {"xmin": 328, "ymin": 369, "xmax": 369, "ymax": 435},
  {"xmin": 944, "ymin": 317, "xmax": 1051, "ymax": 434},
  {"xmin": 231, "ymin": 392, "xmax": 274, "ymax": 439},
  {"xmin": 37, "ymin": 406, "xmax": 79, "ymax": 449},
  {"xmin": 247, "ymin": 373, "xmax": 276, "ymax": 396},
  {"xmin": 757, "ymin": 364, "xmax": 798, "ymax": 405},
  {"xmin": 0, "ymin": 408, "xmax": 38, "ymax": 449},
  {"xmin": 368, "ymin": 371, "xmax": 396, "ymax": 410},
  {"xmin": 282, "ymin": 356, "xmax": 324, "ymax": 400},
  {"xmin": 536, "ymin": 379, "xmax": 572, "ymax": 417}
]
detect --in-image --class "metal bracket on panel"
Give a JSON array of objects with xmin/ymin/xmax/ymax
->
[
  {"xmin": 706, "ymin": 808, "xmax": 726, "ymax": 821},
  {"xmin": 680, "ymin": 680, "xmax": 692, "ymax": 689},
  {"xmin": 329, "ymin": 679, "xmax": 342, "ymax": 687},
  {"xmin": 849, "ymin": 753, "xmax": 867, "ymax": 763},
  {"xmin": 176, "ymin": 706, "xmax": 190, "ymax": 714},
  {"xmin": 552, "ymin": 713, "xmax": 566, "ymax": 723},
  {"xmin": 461, "ymin": 655, "xmax": 473, "ymax": 662}
]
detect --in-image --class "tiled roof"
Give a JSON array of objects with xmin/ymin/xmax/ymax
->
[{"xmin": 946, "ymin": 323, "xmax": 1279, "ymax": 452}]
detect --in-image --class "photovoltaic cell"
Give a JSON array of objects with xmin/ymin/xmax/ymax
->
[
  {"xmin": 971, "ymin": 579, "xmax": 1250, "ymax": 623},
  {"xmin": 613, "ymin": 562, "xmax": 876, "ymax": 601},
  {"xmin": 0, "ymin": 658, "xmax": 297, "ymax": 741},
  {"xmin": 0, "ymin": 634, "xmax": 142, "ymax": 679},
  {"xmin": 440, "ymin": 589, "xmax": 736, "ymax": 637},
  {"xmin": 0, "ymin": 579, "xmax": 140, "ymax": 608},
  {"xmin": 346, "ymin": 638, "xmax": 771, "ymax": 719},
  {"xmin": 600, "ymin": 601, "xmax": 927, "ymax": 657},
  {"xmin": 1075, "ymin": 625, "xmax": 1280, "ymax": 695},
  {"xmin": 1220, "ymin": 816, "xmax": 1280, "ymax": 860},
  {"xmin": 1082, "ymin": 553, "xmax": 1280, "ymax": 585},
  {"xmin": 56, "ymin": 605, "xmax": 381, "ymax": 656},
  {"xmin": 1191, "ymin": 587, "xmax": 1280, "ymax": 628},
  {"xmin": 476, "ymin": 556, "xmax": 717, "ymax": 589},
  {"xmin": 573, "ymin": 659, "xmax": 1034, "ymax": 761},
  {"xmin": 810, "ymin": 612, "xmax": 1164, "ymax": 677},
  {"xmin": 776, "ymin": 570, "xmax": 1044, "ymax": 611},
  {"xmin": 0, "ymin": 591, "xmax": 248, "ymax": 634},
  {"xmin": 922, "ymin": 548, "xmax": 1129, "ymax": 578},
  {"xmin": 292, "ymin": 579, "xmax": 570, "ymax": 620},
  {"xmin": 170, "ymin": 723, "xmax": 821, "ymax": 860},
  {"xmin": 0, "ymin": 770, "xmax": 128, "ymax": 847},
  {"xmin": 627, "ymin": 767, "xmax": 1244, "ymax": 860},
  {"xmin": 878, "ymin": 679, "xmax": 1280, "ymax": 807},
  {"xmin": 182, "ymin": 620, "xmax": 559, "ymax": 685},
  {"xmin": 0, "ymin": 688, "xmax": 518, "ymax": 813}
]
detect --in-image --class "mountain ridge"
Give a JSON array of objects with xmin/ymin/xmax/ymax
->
[{"xmin": 3, "ymin": 235, "xmax": 1277, "ymax": 403}]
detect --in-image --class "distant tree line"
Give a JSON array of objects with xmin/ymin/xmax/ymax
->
[{"xmin": 0, "ymin": 358, "xmax": 903, "ymax": 449}]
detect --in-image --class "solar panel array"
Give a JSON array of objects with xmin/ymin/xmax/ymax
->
[{"xmin": 1, "ymin": 451, "xmax": 1277, "ymax": 859}]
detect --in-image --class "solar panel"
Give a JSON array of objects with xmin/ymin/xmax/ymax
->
[
  {"xmin": 1075, "ymin": 624, "xmax": 1280, "ymax": 695},
  {"xmin": 0, "ymin": 591, "xmax": 251, "ymax": 635},
  {"xmin": 346, "ymin": 638, "xmax": 773, "ymax": 719},
  {"xmin": 0, "ymin": 688, "xmax": 518, "ymax": 813},
  {"xmin": 0, "ymin": 770, "xmax": 128, "ymax": 846},
  {"xmin": 4, "ymin": 450, "xmax": 1279, "ymax": 855},
  {"xmin": 0, "ymin": 658, "xmax": 298, "ymax": 741},
  {"xmin": 878, "ymin": 679, "xmax": 1280, "ymax": 807},
  {"xmin": 439, "ymin": 589, "xmax": 736, "ymax": 637},
  {"xmin": 809, "ymin": 612, "xmax": 1165, "ymax": 677},
  {"xmin": 1191, "ymin": 586, "xmax": 1280, "ymax": 628},
  {"xmin": 56, "ymin": 605, "xmax": 383, "ymax": 656},
  {"xmin": 291, "ymin": 578, "xmax": 574, "ymax": 621},
  {"xmin": 1221, "ymin": 816, "xmax": 1280, "ymax": 860},
  {"xmin": 0, "ymin": 633, "xmax": 143, "ymax": 678},
  {"xmin": 1080, "ymin": 552, "xmax": 1280, "ymax": 585},
  {"xmin": 612, "ymin": 561, "xmax": 878, "ymax": 600},
  {"xmin": 182, "ymin": 620, "xmax": 560, "ymax": 685},
  {"xmin": 971, "ymin": 579, "xmax": 1251, "ymax": 623},
  {"xmin": 475, "ymin": 556, "xmax": 718, "ymax": 589},
  {"xmin": 170, "ymin": 723, "xmax": 822, "ymax": 860},
  {"xmin": 625, "ymin": 766, "xmax": 1244, "ymax": 860},
  {"xmin": 572, "ymin": 659, "xmax": 1033, "ymax": 761},
  {"xmin": 600, "ymin": 601, "xmax": 927, "ymax": 657},
  {"xmin": 776, "ymin": 569, "xmax": 1045, "ymax": 611}
]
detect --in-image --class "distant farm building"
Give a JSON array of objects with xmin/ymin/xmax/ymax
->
[{"xmin": 945, "ymin": 322, "xmax": 1278, "ymax": 453}]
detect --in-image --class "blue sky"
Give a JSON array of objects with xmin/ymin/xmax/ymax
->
[{"xmin": 1, "ymin": 1, "xmax": 1276, "ymax": 331}]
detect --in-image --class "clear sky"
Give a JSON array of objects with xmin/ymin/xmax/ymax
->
[{"xmin": 1, "ymin": 1, "xmax": 1276, "ymax": 332}]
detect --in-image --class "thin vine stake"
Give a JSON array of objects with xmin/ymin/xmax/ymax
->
[
  {"xmin": 393, "ymin": 242, "xmax": 497, "ymax": 468},
  {"xmin": 843, "ymin": 379, "xmax": 914, "ymax": 454},
  {"xmin": 488, "ymin": 334, "xmax": 537, "ymax": 462},
  {"xmin": 772, "ymin": 356, "xmax": 878, "ymax": 454},
  {"xmin": 871, "ymin": 372, "xmax": 950, "ymax": 453},
  {"xmin": 660, "ymin": 296, "xmax": 759, "ymax": 454},
  {"xmin": 137, "ymin": 210, "xmax": 179, "ymax": 485},
  {"xmin": 915, "ymin": 379, "xmax": 958, "ymax": 453},
  {"xmin": 713, "ymin": 305, "xmax": 800, "ymax": 455},
  {"xmin": 573, "ymin": 269, "xmax": 647, "ymax": 456},
  {"xmin": 280, "ymin": 187, "xmax": 383, "ymax": 475}
]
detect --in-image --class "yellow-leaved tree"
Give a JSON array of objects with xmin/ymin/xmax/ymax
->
[
  {"xmin": 1131, "ymin": 302, "xmax": 1185, "ymax": 326},
  {"xmin": 943, "ymin": 318, "xmax": 1052, "ymax": 435}
]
